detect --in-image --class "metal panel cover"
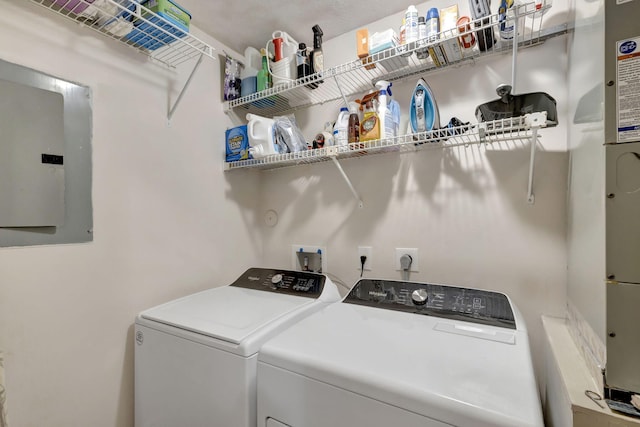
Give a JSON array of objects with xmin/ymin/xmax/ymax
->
[
  {"xmin": 0, "ymin": 58, "xmax": 92, "ymax": 247},
  {"xmin": 606, "ymin": 282, "xmax": 640, "ymax": 392},
  {"xmin": 0, "ymin": 79, "xmax": 65, "ymax": 227},
  {"xmin": 606, "ymin": 142, "xmax": 640, "ymax": 284}
]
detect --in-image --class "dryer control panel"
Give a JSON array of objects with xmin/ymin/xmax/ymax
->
[
  {"xmin": 230, "ymin": 268, "xmax": 326, "ymax": 299},
  {"xmin": 344, "ymin": 279, "xmax": 516, "ymax": 329}
]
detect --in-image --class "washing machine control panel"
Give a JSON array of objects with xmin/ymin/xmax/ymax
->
[
  {"xmin": 344, "ymin": 279, "xmax": 516, "ymax": 329},
  {"xmin": 230, "ymin": 268, "xmax": 326, "ymax": 298}
]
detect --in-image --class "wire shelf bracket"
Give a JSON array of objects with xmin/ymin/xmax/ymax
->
[
  {"xmin": 525, "ymin": 111, "xmax": 547, "ymax": 204},
  {"xmin": 328, "ymin": 149, "xmax": 364, "ymax": 208},
  {"xmin": 168, "ymin": 50, "xmax": 207, "ymax": 124}
]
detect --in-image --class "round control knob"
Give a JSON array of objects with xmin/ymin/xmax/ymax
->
[
  {"xmin": 411, "ymin": 288, "xmax": 428, "ymax": 306},
  {"xmin": 271, "ymin": 274, "xmax": 284, "ymax": 289}
]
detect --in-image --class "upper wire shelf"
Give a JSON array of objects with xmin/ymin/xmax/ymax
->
[
  {"xmin": 224, "ymin": 1, "xmax": 559, "ymax": 117},
  {"xmin": 224, "ymin": 113, "xmax": 548, "ymax": 171},
  {"xmin": 30, "ymin": 0, "xmax": 215, "ymax": 68}
]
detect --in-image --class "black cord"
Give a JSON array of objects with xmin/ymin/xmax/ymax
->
[{"xmin": 360, "ymin": 255, "xmax": 367, "ymax": 277}]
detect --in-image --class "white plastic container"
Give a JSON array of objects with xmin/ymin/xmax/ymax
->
[
  {"xmin": 271, "ymin": 56, "xmax": 293, "ymax": 87},
  {"xmin": 246, "ymin": 113, "xmax": 279, "ymax": 158},
  {"xmin": 405, "ymin": 5, "xmax": 419, "ymax": 44},
  {"xmin": 333, "ymin": 107, "xmax": 350, "ymax": 146}
]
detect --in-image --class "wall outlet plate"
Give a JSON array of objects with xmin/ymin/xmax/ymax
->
[
  {"xmin": 395, "ymin": 248, "xmax": 419, "ymax": 272},
  {"xmin": 291, "ymin": 245, "xmax": 327, "ymax": 273}
]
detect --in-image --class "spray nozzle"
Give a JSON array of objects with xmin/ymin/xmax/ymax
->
[{"xmin": 375, "ymin": 80, "xmax": 392, "ymax": 96}]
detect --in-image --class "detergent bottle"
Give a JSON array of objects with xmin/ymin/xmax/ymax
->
[
  {"xmin": 360, "ymin": 93, "xmax": 380, "ymax": 142},
  {"xmin": 333, "ymin": 106, "xmax": 350, "ymax": 146},
  {"xmin": 246, "ymin": 113, "xmax": 278, "ymax": 158}
]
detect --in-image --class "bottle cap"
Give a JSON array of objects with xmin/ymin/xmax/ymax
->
[
  {"xmin": 419, "ymin": 16, "xmax": 425, "ymax": 23},
  {"xmin": 340, "ymin": 107, "xmax": 348, "ymax": 112},
  {"xmin": 426, "ymin": 8, "xmax": 439, "ymax": 19}
]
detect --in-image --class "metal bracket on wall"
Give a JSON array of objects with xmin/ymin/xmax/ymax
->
[
  {"xmin": 328, "ymin": 148, "xmax": 363, "ymax": 208},
  {"xmin": 525, "ymin": 112, "xmax": 547, "ymax": 204},
  {"xmin": 168, "ymin": 50, "xmax": 209, "ymax": 125}
]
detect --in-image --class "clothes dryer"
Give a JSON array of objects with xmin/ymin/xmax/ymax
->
[
  {"xmin": 257, "ymin": 278, "xmax": 544, "ymax": 427},
  {"xmin": 135, "ymin": 267, "xmax": 340, "ymax": 427}
]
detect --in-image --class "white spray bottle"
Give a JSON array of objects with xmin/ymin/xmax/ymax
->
[{"xmin": 375, "ymin": 80, "xmax": 399, "ymax": 139}]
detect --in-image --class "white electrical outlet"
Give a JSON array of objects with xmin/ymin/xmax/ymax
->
[
  {"xmin": 395, "ymin": 248, "xmax": 419, "ymax": 272},
  {"xmin": 291, "ymin": 245, "xmax": 327, "ymax": 273},
  {"xmin": 357, "ymin": 246, "xmax": 373, "ymax": 271}
]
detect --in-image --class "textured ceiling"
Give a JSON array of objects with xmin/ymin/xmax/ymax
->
[{"xmin": 178, "ymin": 0, "xmax": 408, "ymax": 54}]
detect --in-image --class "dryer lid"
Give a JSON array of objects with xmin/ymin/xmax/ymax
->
[{"xmin": 140, "ymin": 285, "xmax": 313, "ymax": 345}]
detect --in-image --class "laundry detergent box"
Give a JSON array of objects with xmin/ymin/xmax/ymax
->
[
  {"xmin": 225, "ymin": 125, "xmax": 251, "ymax": 162},
  {"xmin": 127, "ymin": 0, "xmax": 191, "ymax": 51}
]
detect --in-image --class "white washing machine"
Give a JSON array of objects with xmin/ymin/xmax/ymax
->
[
  {"xmin": 134, "ymin": 267, "xmax": 340, "ymax": 427},
  {"xmin": 257, "ymin": 278, "xmax": 544, "ymax": 427}
]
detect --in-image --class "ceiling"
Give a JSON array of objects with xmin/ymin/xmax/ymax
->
[{"xmin": 178, "ymin": 0, "xmax": 409, "ymax": 54}]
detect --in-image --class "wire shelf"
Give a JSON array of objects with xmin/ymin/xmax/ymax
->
[
  {"xmin": 224, "ymin": 1, "xmax": 555, "ymax": 117},
  {"xmin": 30, "ymin": 0, "xmax": 215, "ymax": 68},
  {"xmin": 224, "ymin": 114, "xmax": 547, "ymax": 171}
]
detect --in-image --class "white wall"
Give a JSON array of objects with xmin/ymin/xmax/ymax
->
[
  {"xmin": 0, "ymin": 2, "xmax": 261, "ymax": 426},
  {"xmin": 259, "ymin": 0, "xmax": 571, "ymax": 405},
  {"xmin": 0, "ymin": 1, "xmax": 573, "ymax": 426},
  {"xmin": 566, "ymin": 0, "xmax": 606, "ymax": 345}
]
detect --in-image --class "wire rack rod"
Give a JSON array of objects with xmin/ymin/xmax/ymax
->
[{"xmin": 29, "ymin": 0, "xmax": 215, "ymax": 68}]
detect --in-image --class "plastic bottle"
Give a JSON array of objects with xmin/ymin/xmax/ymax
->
[
  {"xmin": 499, "ymin": 0, "xmax": 516, "ymax": 40},
  {"xmin": 416, "ymin": 16, "xmax": 429, "ymax": 59},
  {"xmin": 360, "ymin": 97, "xmax": 380, "ymax": 142},
  {"xmin": 375, "ymin": 81, "xmax": 396, "ymax": 139},
  {"xmin": 296, "ymin": 42, "xmax": 310, "ymax": 80},
  {"xmin": 405, "ymin": 5, "xmax": 419, "ymax": 45},
  {"xmin": 468, "ymin": 0, "xmax": 495, "ymax": 52},
  {"xmin": 310, "ymin": 25, "xmax": 324, "ymax": 86},
  {"xmin": 333, "ymin": 107, "xmax": 350, "ymax": 146},
  {"xmin": 348, "ymin": 103, "xmax": 360, "ymax": 144},
  {"xmin": 426, "ymin": 8, "xmax": 439, "ymax": 43},
  {"xmin": 398, "ymin": 17, "xmax": 406, "ymax": 53},
  {"xmin": 256, "ymin": 48, "xmax": 271, "ymax": 92},
  {"xmin": 246, "ymin": 113, "xmax": 278, "ymax": 158},
  {"xmin": 296, "ymin": 42, "xmax": 317, "ymax": 89}
]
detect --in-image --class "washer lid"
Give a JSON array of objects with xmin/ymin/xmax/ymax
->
[
  {"xmin": 259, "ymin": 301, "xmax": 543, "ymax": 427},
  {"xmin": 140, "ymin": 285, "xmax": 313, "ymax": 345}
]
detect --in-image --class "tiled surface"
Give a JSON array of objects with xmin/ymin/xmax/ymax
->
[
  {"xmin": 567, "ymin": 302, "xmax": 606, "ymax": 391},
  {"xmin": 543, "ymin": 316, "xmax": 640, "ymax": 427}
]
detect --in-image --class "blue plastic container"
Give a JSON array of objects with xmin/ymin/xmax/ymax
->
[{"xmin": 126, "ymin": 0, "xmax": 191, "ymax": 51}]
